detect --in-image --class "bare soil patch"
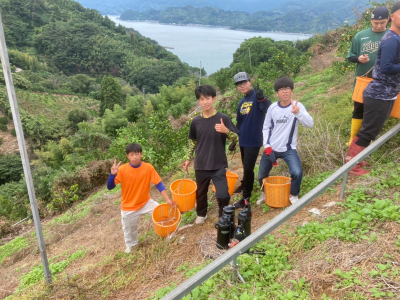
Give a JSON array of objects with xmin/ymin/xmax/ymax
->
[{"xmin": 309, "ymin": 47, "xmax": 343, "ymax": 74}]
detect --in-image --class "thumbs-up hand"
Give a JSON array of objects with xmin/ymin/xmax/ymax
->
[{"xmin": 215, "ymin": 118, "xmax": 228, "ymax": 134}]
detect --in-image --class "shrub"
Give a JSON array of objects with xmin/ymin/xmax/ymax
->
[
  {"xmin": 0, "ymin": 154, "xmax": 24, "ymax": 185},
  {"xmin": 0, "ymin": 125, "xmax": 7, "ymax": 132},
  {"xmin": 0, "ymin": 116, "xmax": 8, "ymax": 125},
  {"xmin": 11, "ymin": 128, "xmax": 16, "ymax": 136},
  {"xmin": 109, "ymin": 112, "xmax": 189, "ymax": 174}
]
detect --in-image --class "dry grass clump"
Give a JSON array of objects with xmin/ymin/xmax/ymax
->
[
  {"xmin": 297, "ymin": 119, "xmax": 345, "ymax": 176},
  {"xmin": 283, "ymin": 223, "xmax": 400, "ymax": 299}
]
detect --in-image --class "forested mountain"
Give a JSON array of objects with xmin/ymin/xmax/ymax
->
[
  {"xmin": 0, "ymin": 0, "xmax": 207, "ymax": 225},
  {"xmin": 1, "ymin": 0, "xmax": 196, "ymax": 93},
  {"xmin": 119, "ymin": 0, "xmax": 377, "ymax": 33},
  {"xmin": 77, "ymin": 0, "xmax": 300, "ymax": 14}
]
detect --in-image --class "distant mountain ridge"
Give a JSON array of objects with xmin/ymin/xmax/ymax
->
[
  {"xmin": 118, "ymin": 0, "xmax": 377, "ymax": 34},
  {"xmin": 77, "ymin": 0, "xmax": 295, "ymax": 14}
]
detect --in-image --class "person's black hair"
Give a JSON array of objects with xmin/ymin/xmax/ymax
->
[
  {"xmin": 195, "ymin": 85, "xmax": 217, "ymax": 100},
  {"xmin": 126, "ymin": 143, "xmax": 142, "ymax": 154},
  {"xmin": 274, "ymin": 76, "xmax": 294, "ymax": 92}
]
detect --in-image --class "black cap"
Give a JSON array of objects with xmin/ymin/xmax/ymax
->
[
  {"xmin": 392, "ymin": 2, "xmax": 400, "ymax": 15},
  {"xmin": 372, "ymin": 6, "xmax": 389, "ymax": 20}
]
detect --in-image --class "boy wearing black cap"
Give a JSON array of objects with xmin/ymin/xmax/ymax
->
[
  {"xmin": 346, "ymin": 6, "xmax": 389, "ymax": 146},
  {"xmin": 346, "ymin": 2, "xmax": 400, "ymax": 176},
  {"xmin": 232, "ymin": 72, "xmax": 272, "ymax": 208}
]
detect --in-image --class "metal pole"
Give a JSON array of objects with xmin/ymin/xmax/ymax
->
[
  {"xmin": 249, "ymin": 48, "xmax": 252, "ymax": 70},
  {"xmin": 340, "ymin": 171, "xmax": 349, "ymax": 200},
  {"xmin": 199, "ymin": 61, "xmax": 202, "ymax": 86},
  {"xmin": 0, "ymin": 13, "xmax": 52, "ymax": 284}
]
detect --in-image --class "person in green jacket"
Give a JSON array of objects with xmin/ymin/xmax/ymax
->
[{"xmin": 346, "ymin": 6, "xmax": 389, "ymax": 146}]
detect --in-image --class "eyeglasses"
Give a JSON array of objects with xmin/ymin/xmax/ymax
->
[
  {"xmin": 235, "ymin": 81, "xmax": 248, "ymax": 87},
  {"xmin": 277, "ymin": 87, "xmax": 292, "ymax": 92}
]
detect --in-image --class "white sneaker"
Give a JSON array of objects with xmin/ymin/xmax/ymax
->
[
  {"xmin": 195, "ymin": 215, "xmax": 208, "ymax": 224},
  {"xmin": 289, "ymin": 195, "xmax": 299, "ymax": 204},
  {"xmin": 125, "ymin": 246, "xmax": 133, "ymax": 254},
  {"xmin": 256, "ymin": 192, "xmax": 266, "ymax": 205}
]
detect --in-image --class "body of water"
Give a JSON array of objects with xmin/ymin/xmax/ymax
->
[{"xmin": 108, "ymin": 16, "xmax": 310, "ymax": 74}]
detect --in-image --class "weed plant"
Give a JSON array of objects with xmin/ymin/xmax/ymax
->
[
  {"xmin": 0, "ymin": 237, "xmax": 28, "ymax": 264},
  {"xmin": 8, "ymin": 248, "xmax": 87, "ymax": 298}
]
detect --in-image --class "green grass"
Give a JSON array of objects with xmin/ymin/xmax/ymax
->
[
  {"xmin": 0, "ymin": 237, "xmax": 29, "ymax": 265},
  {"xmin": 48, "ymin": 187, "xmax": 112, "ymax": 225},
  {"xmin": 7, "ymin": 248, "xmax": 87, "ymax": 299}
]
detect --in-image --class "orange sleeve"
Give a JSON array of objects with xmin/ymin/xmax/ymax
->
[{"xmin": 150, "ymin": 165, "xmax": 162, "ymax": 185}]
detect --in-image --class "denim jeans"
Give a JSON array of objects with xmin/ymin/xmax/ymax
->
[{"xmin": 258, "ymin": 149, "xmax": 303, "ymax": 196}]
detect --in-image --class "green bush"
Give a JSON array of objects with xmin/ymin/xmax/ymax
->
[
  {"xmin": 109, "ymin": 112, "xmax": 189, "ymax": 174},
  {"xmin": 0, "ymin": 116, "xmax": 8, "ymax": 125},
  {"xmin": 11, "ymin": 128, "xmax": 16, "ymax": 136},
  {"xmin": 0, "ymin": 124, "xmax": 7, "ymax": 132},
  {"xmin": 0, "ymin": 154, "xmax": 23, "ymax": 185}
]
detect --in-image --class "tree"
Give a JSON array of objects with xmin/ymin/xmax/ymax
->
[
  {"xmin": 68, "ymin": 109, "xmax": 89, "ymax": 132},
  {"xmin": 143, "ymin": 100, "xmax": 154, "ymax": 117},
  {"xmin": 99, "ymin": 75, "xmax": 122, "ymax": 116},
  {"xmin": 126, "ymin": 95, "xmax": 144, "ymax": 123},
  {"xmin": 68, "ymin": 74, "xmax": 94, "ymax": 94},
  {"xmin": 102, "ymin": 105, "xmax": 128, "ymax": 136},
  {"xmin": 0, "ymin": 154, "xmax": 23, "ymax": 185}
]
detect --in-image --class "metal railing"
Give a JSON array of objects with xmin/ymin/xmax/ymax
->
[{"xmin": 162, "ymin": 122, "xmax": 400, "ymax": 300}]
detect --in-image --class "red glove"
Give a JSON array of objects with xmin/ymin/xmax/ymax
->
[
  {"xmin": 264, "ymin": 147, "xmax": 273, "ymax": 156},
  {"xmin": 264, "ymin": 147, "xmax": 278, "ymax": 166}
]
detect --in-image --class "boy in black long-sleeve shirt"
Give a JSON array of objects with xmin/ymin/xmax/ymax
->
[{"xmin": 183, "ymin": 85, "xmax": 238, "ymax": 224}]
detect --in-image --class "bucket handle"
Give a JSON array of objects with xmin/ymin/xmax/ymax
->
[
  {"xmin": 228, "ymin": 151, "xmax": 236, "ymax": 167},
  {"xmin": 260, "ymin": 178, "xmax": 292, "ymax": 190},
  {"xmin": 174, "ymin": 171, "xmax": 188, "ymax": 195},
  {"xmin": 156, "ymin": 204, "xmax": 179, "ymax": 225}
]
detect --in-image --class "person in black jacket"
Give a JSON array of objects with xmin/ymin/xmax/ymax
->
[{"xmin": 232, "ymin": 72, "xmax": 272, "ymax": 208}]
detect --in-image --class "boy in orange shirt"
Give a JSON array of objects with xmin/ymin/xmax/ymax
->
[{"xmin": 107, "ymin": 143, "xmax": 175, "ymax": 253}]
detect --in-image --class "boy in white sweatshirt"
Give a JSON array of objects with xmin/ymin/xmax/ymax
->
[{"xmin": 257, "ymin": 77, "xmax": 313, "ymax": 205}]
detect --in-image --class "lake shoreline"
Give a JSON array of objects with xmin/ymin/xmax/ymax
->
[
  {"xmin": 113, "ymin": 16, "xmax": 313, "ymax": 36},
  {"xmin": 108, "ymin": 15, "xmax": 309, "ymax": 74}
]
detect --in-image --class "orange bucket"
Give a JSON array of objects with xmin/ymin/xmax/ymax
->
[
  {"xmin": 152, "ymin": 204, "xmax": 181, "ymax": 238},
  {"xmin": 352, "ymin": 77, "xmax": 373, "ymax": 103},
  {"xmin": 263, "ymin": 176, "xmax": 291, "ymax": 208},
  {"xmin": 390, "ymin": 93, "xmax": 400, "ymax": 118},
  {"xmin": 212, "ymin": 171, "xmax": 239, "ymax": 196},
  {"xmin": 170, "ymin": 179, "xmax": 197, "ymax": 212}
]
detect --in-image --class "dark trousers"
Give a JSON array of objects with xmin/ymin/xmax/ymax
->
[
  {"xmin": 195, "ymin": 167, "xmax": 230, "ymax": 217},
  {"xmin": 240, "ymin": 147, "xmax": 260, "ymax": 199},
  {"xmin": 352, "ymin": 101, "xmax": 364, "ymax": 119},
  {"xmin": 356, "ymin": 97, "xmax": 395, "ymax": 147}
]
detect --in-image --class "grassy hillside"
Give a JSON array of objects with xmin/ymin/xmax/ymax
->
[
  {"xmin": 1, "ymin": 50, "xmax": 400, "ymax": 299},
  {"xmin": 1, "ymin": 1, "xmax": 400, "ymax": 299}
]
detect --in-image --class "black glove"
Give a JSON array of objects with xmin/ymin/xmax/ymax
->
[
  {"xmin": 229, "ymin": 142, "xmax": 237, "ymax": 151},
  {"xmin": 253, "ymin": 83, "xmax": 265, "ymax": 101}
]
